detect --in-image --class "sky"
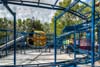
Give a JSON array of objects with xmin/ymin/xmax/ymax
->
[
  {"xmin": 0, "ymin": 0, "xmax": 57, "ymax": 23},
  {"xmin": 0, "ymin": 0, "xmax": 91, "ymax": 23},
  {"xmin": 82, "ymin": 0, "xmax": 90, "ymax": 2}
]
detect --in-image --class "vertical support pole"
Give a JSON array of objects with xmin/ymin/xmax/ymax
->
[
  {"xmin": 97, "ymin": 25, "xmax": 100, "ymax": 57},
  {"xmin": 91, "ymin": 0, "xmax": 95, "ymax": 67},
  {"xmin": 24, "ymin": 35, "xmax": 26, "ymax": 54},
  {"xmin": 77, "ymin": 32, "xmax": 80, "ymax": 52},
  {"xmin": 6, "ymin": 31, "xmax": 8, "ymax": 56},
  {"xmin": 99, "ymin": 31, "xmax": 100, "ymax": 57},
  {"xmin": 2, "ymin": 1, "xmax": 17, "ymax": 65},
  {"xmin": 86, "ymin": 31, "xmax": 88, "ymax": 50},
  {"xmin": 54, "ymin": 17, "xmax": 57, "ymax": 66},
  {"xmin": 73, "ymin": 30, "xmax": 77, "ymax": 67},
  {"xmin": 79, "ymin": 32, "xmax": 80, "ymax": 47},
  {"xmin": 74, "ymin": 28, "xmax": 76, "ymax": 62},
  {"xmin": 13, "ymin": 13, "xmax": 16, "ymax": 66}
]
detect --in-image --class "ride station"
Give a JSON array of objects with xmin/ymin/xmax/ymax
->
[{"xmin": 0, "ymin": 0, "xmax": 100, "ymax": 67}]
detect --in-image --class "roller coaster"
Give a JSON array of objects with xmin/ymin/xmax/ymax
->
[{"xmin": 0, "ymin": 0, "xmax": 100, "ymax": 67}]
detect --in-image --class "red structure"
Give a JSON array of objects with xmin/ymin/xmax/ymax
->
[{"xmin": 80, "ymin": 39, "xmax": 91, "ymax": 50}]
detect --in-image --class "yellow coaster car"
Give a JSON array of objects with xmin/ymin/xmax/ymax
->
[{"xmin": 27, "ymin": 31, "xmax": 46, "ymax": 47}]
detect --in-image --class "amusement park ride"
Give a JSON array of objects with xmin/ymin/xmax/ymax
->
[{"xmin": 0, "ymin": 0, "xmax": 100, "ymax": 67}]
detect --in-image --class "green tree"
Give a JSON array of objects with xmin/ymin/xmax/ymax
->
[
  {"xmin": 33, "ymin": 20, "xmax": 43, "ymax": 31},
  {"xmin": 50, "ymin": 0, "xmax": 82, "ymax": 35},
  {"xmin": 42, "ymin": 22, "xmax": 50, "ymax": 33}
]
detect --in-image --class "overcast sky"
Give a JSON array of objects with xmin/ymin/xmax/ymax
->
[{"xmin": 0, "ymin": 0, "xmax": 90, "ymax": 23}]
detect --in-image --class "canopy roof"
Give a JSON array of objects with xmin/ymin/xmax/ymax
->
[
  {"xmin": 0, "ymin": 0, "xmax": 63, "ymax": 10},
  {"xmin": 0, "ymin": 0, "xmax": 100, "ymax": 20}
]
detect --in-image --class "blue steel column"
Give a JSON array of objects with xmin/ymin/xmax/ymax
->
[
  {"xmin": 2, "ymin": 0, "xmax": 16, "ymax": 66},
  {"xmin": 54, "ymin": 17, "xmax": 57, "ymax": 66},
  {"xmin": 91, "ymin": 0, "xmax": 95, "ymax": 67},
  {"xmin": 1, "ymin": 0, "xmax": 17, "ymax": 65},
  {"xmin": 97, "ymin": 25, "xmax": 100, "ymax": 57},
  {"xmin": 6, "ymin": 30, "xmax": 8, "ymax": 56},
  {"xmin": 79, "ymin": 32, "xmax": 80, "ymax": 47},
  {"xmin": 77, "ymin": 32, "xmax": 80, "ymax": 52},
  {"xmin": 13, "ymin": 13, "xmax": 16, "ymax": 65},
  {"xmin": 74, "ymin": 28, "xmax": 76, "ymax": 61}
]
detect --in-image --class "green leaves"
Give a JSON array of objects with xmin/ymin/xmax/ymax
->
[
  {"xmin": 50, "ymin": 0, "xmax": 92, "ymax": 35},
  {"xmin": 59, "ymin": 0, "xmax": 71, "ymax": 7},
  {"xmin": 0, "ymin": 17, "xmax": 45, "ymax": 39}
]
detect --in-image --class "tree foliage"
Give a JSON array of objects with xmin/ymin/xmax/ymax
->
[
  {"xmin": 0, "ymin": 17, "xmax": 46, "ymax": 39},
  {"xmin": 50, "ymin": 0, "xmax": 82, "ymax": 35}
]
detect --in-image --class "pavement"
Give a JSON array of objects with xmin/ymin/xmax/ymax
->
[{"xmin": 0, "ymin": 49, "xmax": 100, "ymax": 67}]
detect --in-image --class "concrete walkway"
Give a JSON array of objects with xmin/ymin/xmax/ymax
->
[{"xmin": 0, "ymin": 49, "xmax": 100, "ymax": 67}]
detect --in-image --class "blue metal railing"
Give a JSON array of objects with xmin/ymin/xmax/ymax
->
[{"xmin": 0, "ymin": 61, "xmax": 76, "ymax": 67}]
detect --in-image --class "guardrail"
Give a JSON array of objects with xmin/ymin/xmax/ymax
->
[{"xmin": 0, "ymin": 61, "xmax": 76, "ymax": 67}]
